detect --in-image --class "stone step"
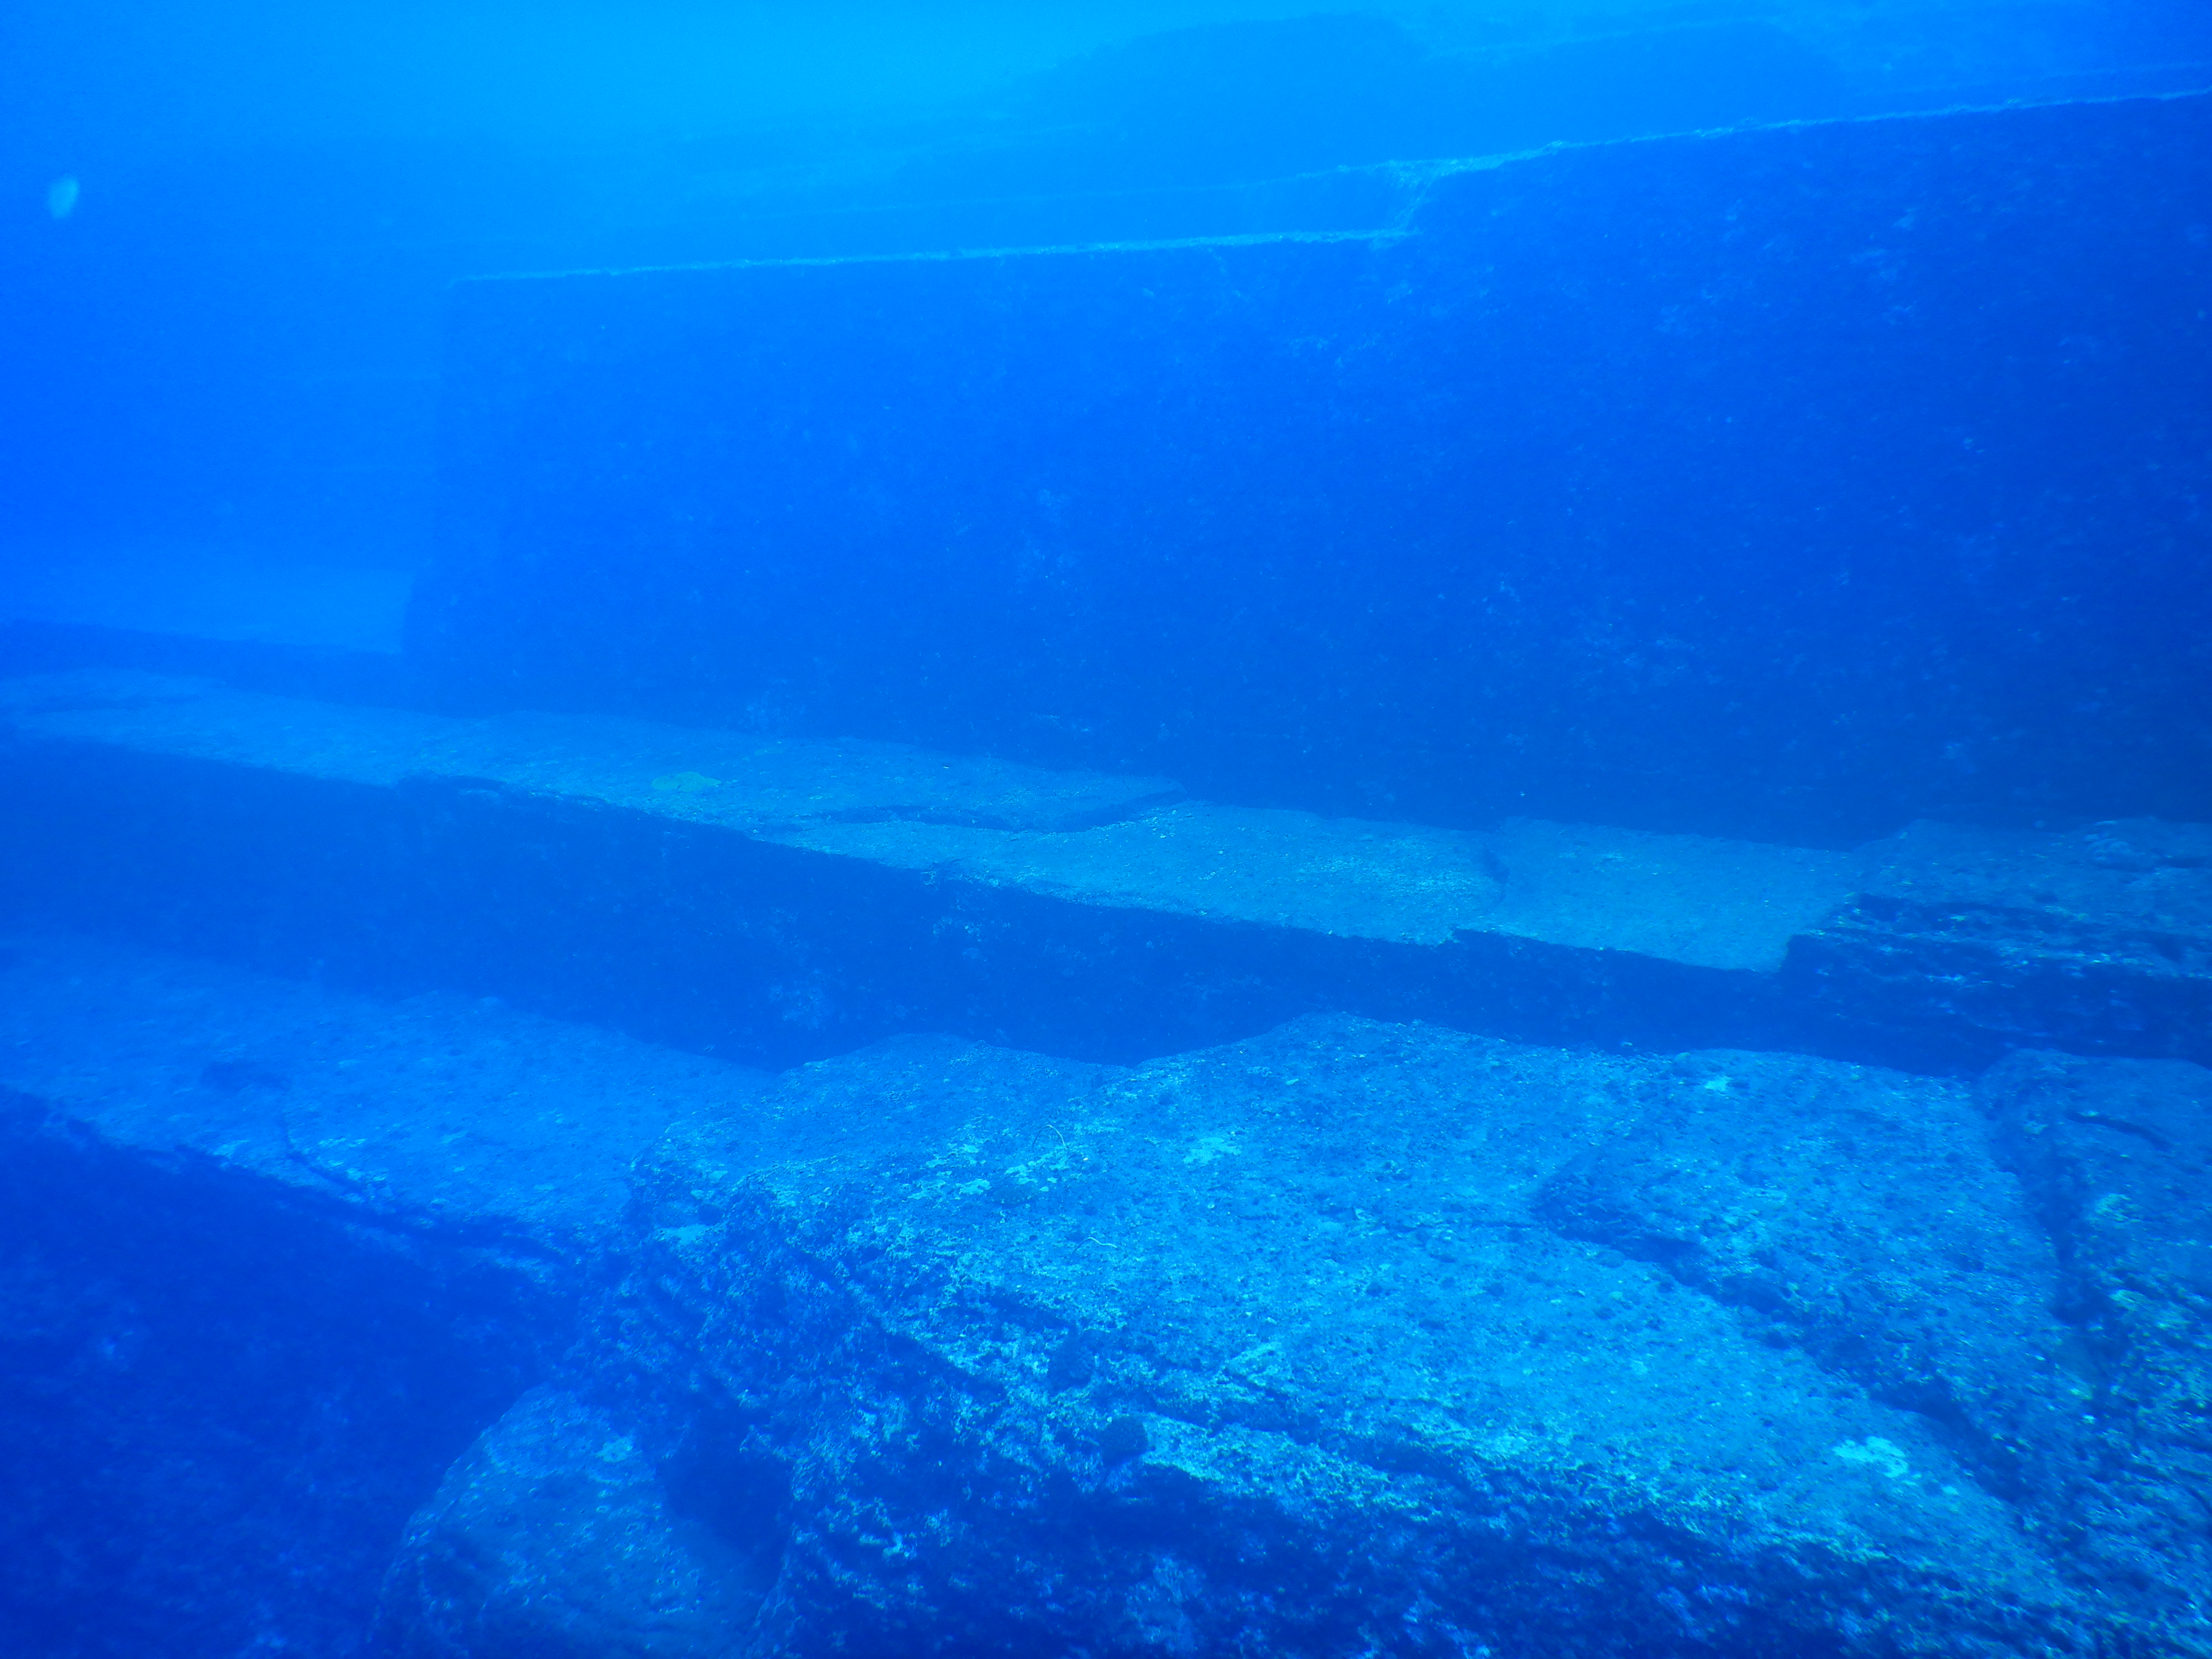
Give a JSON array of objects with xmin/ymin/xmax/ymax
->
[{"xmin": 3, "ymin": 668, "xmax": 2206, "ymax": 1071}]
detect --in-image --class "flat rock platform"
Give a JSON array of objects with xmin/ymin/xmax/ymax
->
[{"xmin": 3, "ymin": 668, "xmax": 2204, "ymax": 1072}]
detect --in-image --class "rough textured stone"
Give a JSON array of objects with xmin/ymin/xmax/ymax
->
[
  {"xmin": 17, "ymin": 927, "xmax": 2212, "ymax": 1656},
  {"xmin": 1981, "ymin": 1050, "xmax": 2212, "ymax": 1623},
  {"xmin": 381, "ymin": 1019, "xmax": 2204, "ymax": 1656},
  {"xmin": 376, "ymin": 1388, "xmax": 771, "ymax": 1659},
  {"xmin": 1531, "ymin": 1055, "xmax": 2210, "ymax": 1629},
  {"xmin": 0, "ymin": 931, "xmax": 763, "ymax": 1658},
  {"xmin": 1791, "ymin": 818, "xmax": 2212, "ymax": 1065}
]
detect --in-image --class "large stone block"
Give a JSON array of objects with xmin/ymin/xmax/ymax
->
[
  {"xmin": 415, "ymin": 94, "xmax": 2212, "ymax": 844},
  {"xmin": 383, "ymin": 1018, "xmax": 2212, "ymax": 1656}
]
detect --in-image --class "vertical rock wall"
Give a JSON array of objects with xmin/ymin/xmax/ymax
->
[{"xmin": 416, "ymin": 94, "xmax": 2212, "ymax": 844}]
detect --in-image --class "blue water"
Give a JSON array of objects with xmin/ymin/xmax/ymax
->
[{"xmin": 3, "ymin": 6, "xmax": 2211, "ymax": 1655}]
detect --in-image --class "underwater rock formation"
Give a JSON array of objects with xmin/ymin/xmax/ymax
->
[
  {"xmin": 382, "ymin": 1018, "xmax": 2212, "ymax": 1656},
  {"xmin": 0, "ymin": 934, "xmax": 759, "ymax": 1655},
  {"xmin": 11, "ymin": 932, "xmax": 2212, "ymax": 1653},
  {"xmin": 7, "ymin": 670, "xmax": 2206, "ymax": 1075},
  {"xmin": 418, "ymin": 93, "xmax": 2212, "ymax": 845}
]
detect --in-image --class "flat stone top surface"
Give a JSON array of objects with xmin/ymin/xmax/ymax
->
[
  {"xmin": 0, "ymin": 930, "xmax": 766, "ymax": 1243},
  {"xmin": 783, "ymin": 803, "xmax": 1513, "ymax": 944},
  {"xmin": 0, "ymin": 669, "xmax": 1178, "ymax": 835},
  {"xmin": 40, "ymin": 668, "xmax": 2205, "ymax": 976},
  {"xmin": 1481, "ymin": 815, "xmax": 1860, "ymax": 967},
  {"xmin": 0, "ymin": 669, "xmax": 1883, "ymax": 973},
  {"xmin": 1865, "ymin": 817, "xmax": 2212, "ymax": 936}
]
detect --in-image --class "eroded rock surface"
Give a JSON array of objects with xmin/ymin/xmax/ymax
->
[
  {"xmin": 0, "ymin": 931, "xmax": 763, "ymax": 1657},
  {"xmin": 1533, "ymin": 1054, "xmax": 2212, "ymax": 1635},
  {"xmin": 1981, "ymin": 1050, "xmax": 2212, "ymax": 1623},
  {"xmin": 377, "ymin": 1388, "xmax": 772, "ymax": 1659},
  {"xmin": 382, "ymin": 1019, "xmax": 2212, "ymax": 1656}
]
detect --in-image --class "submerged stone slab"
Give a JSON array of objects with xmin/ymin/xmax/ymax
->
[
  {"xmin": 384, "ymin": 1017, "xmax": 2212, "ymax": 1656},
  {"xmin": 776, "ymin": 799, "xmax": 1850, "ymax": 972},
  {"xmin": 1794, "ymin": 817, "xmax": 2212, "ymax": 1063},
  {"xmin": 0, "ymin": 927, "xmax": 767, "ymax": 1255},
  {"xmin": 0, "ymin": 667, "xmax": 1181, "ymax": 835},
  {"xmin": 4, "ymin": 668, "xmax": 2206, "ymax": 1070},
  {"xmin": 0, "ymin": 669, "xmax": 1846, "ymax": 969}
]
